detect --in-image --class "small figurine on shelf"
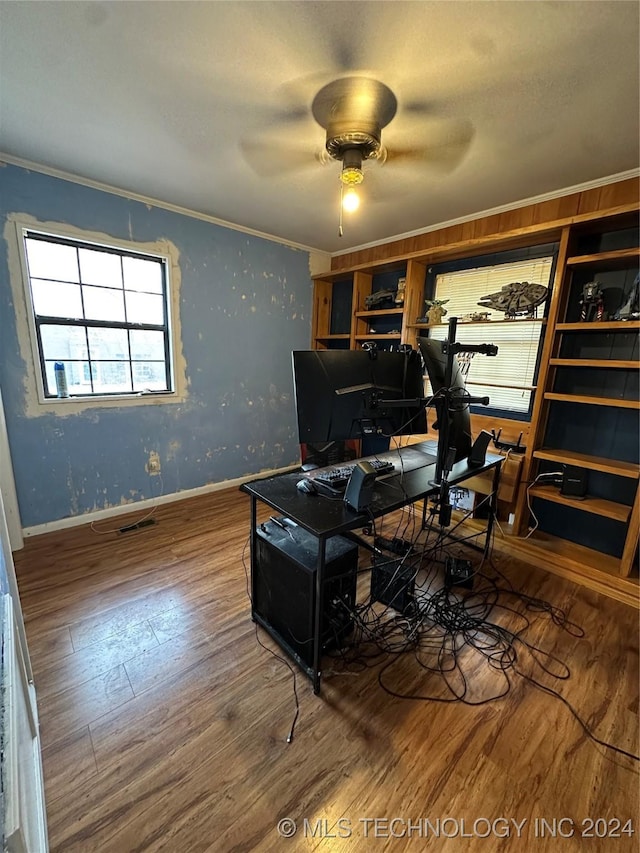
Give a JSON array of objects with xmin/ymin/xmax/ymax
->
[
  {"xmin": 613, "ymin": 273, "xmax": 639, "ymax": 321},
  {"xmin": 580, "ymin": 280, "xmax": 605, "ymax": 322},
  {"xmin": 365, "ymin": 289, "xmax": 397, "ymax": 310},
  {"xmin": 395, "ymin": 277, "xmax": 407, "ymax": 306},
  {"xmin": 461, "ymin": 311, "xmax": 491, "ymax": 322},
  {"xmin": 423, "ymin": 298, "xmax": 449, "ymax": 325}
]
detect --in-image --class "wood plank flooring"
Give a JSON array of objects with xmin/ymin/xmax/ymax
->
[{"xmin": 14, "ymin": 489, "xmax": 639, "ymax": 852}]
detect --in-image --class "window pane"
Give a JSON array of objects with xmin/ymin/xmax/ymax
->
[
  {"xmin": 91, "ymin": 361, "xmax": 132, "ymax": 394},
  {"xmin": 129, "ymin": 329, "xmax": 165, "ymax": 360},
  {"xmin": 87, "ymin": 327, "xmax": 130, "ymax": 361},
  {"xmin": 40, "ymin": 325, "xmax": 88, "ymax": 361},
  {"xmin": 25, "ymin": 238, "xmax": 79, "ymax": 282},
  {"xmin": 78, "ymin": 247, "xmax": 123, "ymax": 288},
  {"xmin": 132, "ymin": 362, "xmax": 168, "ymax": 391},
  {"xmin": 125, "ymin": 291, "xmax": 164, "ymax": 324},
  {"xmin": 82, "ymin": 285, "xmax": 125, "ymax": 321},
  {"xmin": 31, "ymin": 279, "xmax": 82, "ymax": 319},
  {"xmin": 44, "ymin": 360, "xmax": 92, "ymax": 396},
  {"xmin": 25, "ymin": 231, "xmax": 172, "ymax": 399},
  {"xmin": 123, "ymin": 256, "xmax": 163, "ymax": 293}
]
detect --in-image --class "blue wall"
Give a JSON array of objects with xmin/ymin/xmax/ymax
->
[{"xmin": 0, "ymin": 164, "xmax": 312, "ymax": 527}]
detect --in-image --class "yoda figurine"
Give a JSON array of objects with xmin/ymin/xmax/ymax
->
[{"xmin": 424, "ymin": 298, "xmax": 449, "ymax": 325}]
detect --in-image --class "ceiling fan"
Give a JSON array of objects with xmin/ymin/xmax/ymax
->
[
  {"xmin": 241, "ymin": 75, "xmax": 474, "ymax": 232},
  {"xmin": 311, "ymin": 77, "xmax": 397, "ymax": 213}
]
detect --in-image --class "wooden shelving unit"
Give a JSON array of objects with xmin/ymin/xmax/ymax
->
[
  {"xmin": 311, "ymin": 264, "xmax": 426, "ymax": 352},
  {"xmin": 310, "ymin": 185, "xmax": 639, "ymax": 602},
  {"xmin": 513, "ymin": 209, "xmax": 640, "ymax": 587}
]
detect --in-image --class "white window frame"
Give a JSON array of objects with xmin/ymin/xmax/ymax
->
[
  {"xmin": 429, "ymin": 252, "xmax": 556, "ymax": 416},
  {"xmin": 16, "ymin": 222, "xmax": 178, "ymax": 406}
]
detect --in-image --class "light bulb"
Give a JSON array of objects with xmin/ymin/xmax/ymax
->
[{"xmin": 342, "ymin": 187, "xmax": 360, "ymax": 213}]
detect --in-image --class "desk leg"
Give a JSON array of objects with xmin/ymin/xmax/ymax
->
[
  {"xmin": 312, "ymin": 537, "xmax": 327, "ymax": 695},
  {"xmin": 484, "ymin": 462, "xmax": 502, "ymax": 557},
  {"xmin": 249, "ymin": 494, "xmax": 257, "ymax": 620}
]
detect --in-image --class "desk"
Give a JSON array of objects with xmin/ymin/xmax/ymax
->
[{"xmin": 241, "ymin": 440, "xmax": 502, "ymax": 694}]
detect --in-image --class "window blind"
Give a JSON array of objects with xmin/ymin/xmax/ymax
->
[{"xmin": 431, "ymin": 256, "xmax": 554, "ymax": 413}]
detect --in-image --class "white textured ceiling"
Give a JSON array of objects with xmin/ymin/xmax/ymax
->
[{"xmin": 0, "ymin": 1, "xmax": 638, "ymax": 255}]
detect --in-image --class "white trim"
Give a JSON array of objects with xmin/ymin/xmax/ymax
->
[
  {"xmin": 331, "ymin": 169, "xmax": 640, "ymax": 259},
  {"xmin": 17, "ymin": 221, "xmax": 177, "ymax": 404},
  {"xmin": 0, "ymin": 152, "xmax": 318, "ymax": 255},
  {"xmin": 22, "ymin": 464, "xmax": 299, "ymax": 537},
  {"xmin": 5, "ymin": 213, "xmax": 189, "ymax": 416}
]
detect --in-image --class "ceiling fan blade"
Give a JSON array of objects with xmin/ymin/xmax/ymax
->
[
  {"xmin": 240, "ymin": 139, "xmax": 320, "ymax": 178},
  {"xmin": 385, "ymin": 119, "xmax": 475, "ymax": 172}
]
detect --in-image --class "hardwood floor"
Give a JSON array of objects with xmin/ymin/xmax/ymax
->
[{"xmin": 14, "ymin": 489, "xmax": 639, "ymax": 852}]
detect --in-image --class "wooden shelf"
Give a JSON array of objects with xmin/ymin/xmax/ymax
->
[
  {"xmin": 508, "ymin": 528, "xmax": 634, "ymax": 588},
  {"xmin": 549, "ymin": 358, "xmax": 638, "ymax": 368},
  {"xmin": 555, "ymin": 320, "xmax": 640, "ymax": 331},
  {"xmin": 518, "ymin": 530, "xmax": 622, "ymax": 576},
  {"xmin": 544, "ymin": 391, "xmax": 639, "ymax": 409},
  {"xmin": 529, "ymin": 484, "xmax": 631, "ymax": 523},
  {"xmin": 355, "ymin": 307, "xmax": 404, "ymax": 319},
  {"xmin": 354, "ymin": 334, "xmax": 402, "ymax": 341},
  {"xmin": 533, "ymin": 448, "xmax": 639, "ymax": 478},
  {"xmin": 314, "ymin": 334, "xmax": 350, "ymax": 341},
  {"xmin": 407, "ymin": 318, "xmax": 546, "ymax": 329},
  {"xmin": 566, "ymin": 247, "xmax": 640, "ymax": 269}
]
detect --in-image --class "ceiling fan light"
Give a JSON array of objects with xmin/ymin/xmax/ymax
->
[{"xmin": 342, "ymin": 187, "xmax": 360, "ymax": 212}]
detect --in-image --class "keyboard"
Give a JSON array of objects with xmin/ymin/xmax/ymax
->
[{"xmin": 312, "ymin": 458, "xmax": 395, "ymax": 491}]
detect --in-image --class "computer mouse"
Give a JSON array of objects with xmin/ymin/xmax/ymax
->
[{"xmin": 296, "ymin": 478, "xmax": 317, "ymax": 495}]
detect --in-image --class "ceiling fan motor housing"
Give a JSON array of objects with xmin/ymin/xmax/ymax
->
[{"xmin": 312, "ymin": 77, "xmax": 398, "ymax": 164}]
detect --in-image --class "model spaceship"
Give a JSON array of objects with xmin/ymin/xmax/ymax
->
[{"xmin": 477, "ymin": 281, "xmax": 548, "ymax": 318}]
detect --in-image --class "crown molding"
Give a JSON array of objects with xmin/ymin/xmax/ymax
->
[
  {"xmin": 331, "ymin": 169, "xmax": 640, "ymax": 259},
  {"xmin": 0, "ymin": 152, "xmax": 317, "ymax": 255}
]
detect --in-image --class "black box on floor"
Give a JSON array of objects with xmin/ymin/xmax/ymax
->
[
  {"xmin": 370, "ymin": 557, "xmax": 415, "ymax": 613},
  {"xmin": 254, "ymin": 520, "xmax": 357, "ymax": 668},
  {"xmin": 445, "ymin": 556, "xmax": 474, "ymax": 590}
]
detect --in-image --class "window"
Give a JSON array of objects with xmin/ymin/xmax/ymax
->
[
  {"xmin": 429, "ymin": 252, "xmax": 556, "ymax": 416},
  {"xmin": 20, "ymin": 229, "xmax": 173, "ymax": 399}
]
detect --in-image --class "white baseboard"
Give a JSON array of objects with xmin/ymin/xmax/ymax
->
[{"xmin": 22, "ymin": 465, "xmax": 299, "ymax": 538}]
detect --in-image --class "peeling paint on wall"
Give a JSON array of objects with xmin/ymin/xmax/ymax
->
[
  {"xmin": 146, "ymin": 451, "xmax": 161, "ymax": 476},
  {"xmin": 0, "ymin": 163, "xmax": 313, "ymax": 526}
]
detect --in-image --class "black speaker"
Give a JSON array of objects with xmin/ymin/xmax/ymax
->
[
  {"xmin": 468, "ymin": 430, "xmax": 492, "ymax": 467},
  {"xmin": 344, "ymin": 460, "xmax": 377, "ymax": 511},
  {"xmin": 254, "ymin": 521, "xmax": 357, "ymax": 668},
  {"xmin": 560, "ymin": 465, "xmax": 588, "ymax": 498}
]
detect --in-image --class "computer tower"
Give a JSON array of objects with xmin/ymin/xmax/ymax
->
[{"xmin": 253, "ymin": 520, "xmax": 358, "ymax": 668}]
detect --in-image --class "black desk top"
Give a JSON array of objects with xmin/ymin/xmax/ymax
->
[{"xmin": 242, "ymin": 440, "xmax": 502, "ymax": 540}]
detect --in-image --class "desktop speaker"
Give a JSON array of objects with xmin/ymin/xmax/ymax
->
[
  {"xmin": 468, "ymin": 430, "xmax": 492, "ymax": 467},
  {"xmin": 344, "ymin": 461, "xmax": 377, "ymax": 512},
  {"xmin": 253, "ymin": 520, "xmax": 357, "ymax": 668}
]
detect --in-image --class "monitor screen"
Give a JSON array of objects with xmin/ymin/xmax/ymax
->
[
  {"xmin": 417, "ymin": 337, "xmax": 472, "ymax": 462},
  {"xmin": 292, "ymin": 349, "xmax": 427, "ymax": 444}
]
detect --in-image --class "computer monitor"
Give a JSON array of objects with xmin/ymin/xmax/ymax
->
[
  {"xmin": 292, "ymin": 349, "xmax": 427, "ymax": 445},
  {"xmin": 417, "ymin": 337, "xmax": 472, "ymax": 463}
]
